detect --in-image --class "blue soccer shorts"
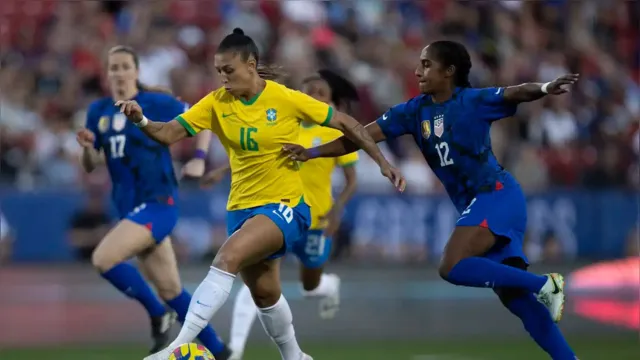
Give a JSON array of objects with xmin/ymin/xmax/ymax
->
[
  {"xmin": 292, "ymin": 229, "xmax": 333, "ymax": 269},
  {"xmin": 125, "ymin": 201, "xmax": 178, "ymax": 244},
  {"xmin": 226, "ymin": 200, "xmax": 311, "ymax": 259},
  {"xmin": 456, "ymin": 185, "xmax": 528, "ymax": 264}
]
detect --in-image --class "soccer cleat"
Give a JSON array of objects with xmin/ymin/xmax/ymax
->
[
  {"xmin": 143, "ymin": 346, "xmax": 173, "ymax": 360},
  {"xmin": 149, "ymin": 310, "xmax": 178, "ymax": 354},
  {"xmin": 228, "ymin": 350, "xmax": 243, "ymax": 360},
  {"xmin": 536, "ymin": 273, "xmax": 565, "ymax": 323},
  {"xmin": 213, "ymin": 344, "xmax": 233, "ymax": 360},
  {"xmin": 318, "ymin": 273, "xmax": 341, "ymax": 319},
  {"xmin": 301, "ymin": 354, "xmax": 314, "ymax": 360}
]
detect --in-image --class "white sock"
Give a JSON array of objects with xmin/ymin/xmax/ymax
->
[
  {"xmin": 302, "ymin": 273, "xmax": 337, "ymax": 297},
  {"xmin": 229, "ymin": 284, "xmax": 258, "ymax": 355},
  {"xmin": 170, "ymin": 266, "xmax": 235, "ymax": 348},
  {"xmin": 257, "ymin": 295, "xmax": 304, "ymax": 360}
]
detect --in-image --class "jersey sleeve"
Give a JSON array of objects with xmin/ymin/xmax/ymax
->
[
  {"xmin": 336, "ymin": 151, "xmax": 359, "ymax": 167},
  {"xmin": 175, "ymin": 94, "xmax": 215, "ymax": 136},
  {"xmin": 289, "ymin": 89, "xmax": 333, "ymax": 126},
  {"xmin": 474, "ymin": 87, "xmax": 518, "ymax": 122},
  {"xmin": 376, "ymin": 97, "xmax": 420, "ymax": 139},
  {"xmin": 85, "ymin": 101, "xmax": 102, "ymax": 150}
]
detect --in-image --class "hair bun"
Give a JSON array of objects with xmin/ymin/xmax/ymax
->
[{"xmin": 232, "ymin": 28, "xmax": 245, "ymax": 36}]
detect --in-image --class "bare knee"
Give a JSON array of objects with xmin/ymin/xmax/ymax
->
[
  {"xmin": 156, "ymin": 280, "xmax": 182, "ymax": 300},
  {"xmin": 91, "ymin": 248, "xmax": 118, "ymax": 273},
  {"xmin": 212, "ymin": 249, "xmax": 242, "ymax": 274},
  {"xmin": 250, "ymin": 282, "xmax": 281, "ymax": 308},
  {"xmin": 438, "ymin": 256, "xmax": 459, "ymax": 281}
]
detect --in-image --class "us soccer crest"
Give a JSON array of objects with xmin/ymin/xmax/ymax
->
[
  {"xmin": 112, "ymin": 113, "xmax": 127, "ymax": 132},
  {"xmin": 266, "ymin": 108, "xmax": 277, "ymax": 124},
  {"xmin": 434, "ymin": 114, "xmax": 444, "ymax": 138},
  {"xmin": 97, "ymin": 116, "xmax": 110, "ymax": 133},
  {"xmin": 421, "ymin": 120, "xmax": 431, "ymax": 139}
]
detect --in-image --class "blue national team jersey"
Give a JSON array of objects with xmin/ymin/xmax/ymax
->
[
  {"xmin": 85, "ymin": 92, "xmax": 187, "ymax": 218},
  {"xmin": 377, "ymin": 87, "xmax": 518, "ymax": 212}
]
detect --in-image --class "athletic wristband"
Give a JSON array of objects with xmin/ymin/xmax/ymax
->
[
  {"xmin": 194, "ymin": 149, "xmax": 207, "ymax": 159},
  {"xmin": 134, "ymin": 116, "xmax": 149, "ymax": 128},
  {"xmin": 540, "ymin": 82, "xmax": 551, "ymax": 94},
  {"xmin": 308, "ymin": 148, "xmax": 320, "ymax": 159}
]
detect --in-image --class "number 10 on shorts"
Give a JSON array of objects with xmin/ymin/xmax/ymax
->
[{"xmin": 276, "ymin": 203, "xmax": 294, "ymax": 224}]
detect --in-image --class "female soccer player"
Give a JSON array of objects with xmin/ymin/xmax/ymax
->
[
  {"xmin": 115, "ymin": 29, "xmax": 402, "ymax": 360},
  {"xmin": 283, "ymin": 41, "xmax": 580, "ymax": 360},
  {"xmin": 76, "ymin": 45, "xmax": 231, "ymax": 359},
  {"xmin": 198, "ymin": 69, "xmax": 360, "ymax": 359}
]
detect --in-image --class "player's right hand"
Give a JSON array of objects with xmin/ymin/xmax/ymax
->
[
  {"xmin": 380, "ymin": 163, "xmax": 406, "ymax": 192},
  {"xmin": 76, "ymin": 128, "xmax": 96, "ymax": 148},
  {"xmin": 199, "ymin": 167, "xmax": 228, "ymax": 189},
  {"xmin": 282, "ymin": 144, "xmax": 309, "ymax": 162},
  {"xmin": 182, "ymin": 158, "xmax": 206, "ymax": 178},
  {"xmin": 115, "ymin": 100, "xmax": 144, "ymax": 123}
]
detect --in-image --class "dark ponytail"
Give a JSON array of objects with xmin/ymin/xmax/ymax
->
[
  {"xmin": 256, "ymin": 63, "xmax": 287, "ymax": 83},
  {"xmin": 108, "ymin": 45, "xmax": 173, "ymax": 94}
]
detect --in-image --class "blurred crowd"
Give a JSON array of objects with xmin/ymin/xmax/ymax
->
[{"xmin": 1, "ymin": 0, "xmax": 639, "ymax": 194}]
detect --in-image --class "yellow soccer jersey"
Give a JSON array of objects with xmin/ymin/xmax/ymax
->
[
  {"xmin": 298, "ymin": 123, "xmax": 359, "ymax": 230},
  {"xmin": 175, "ymin": 80, "xmax": 333, "ymax": 211}
]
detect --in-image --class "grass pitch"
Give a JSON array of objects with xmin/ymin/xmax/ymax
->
[{"xmin": 2, "ymin": 336, "xmax": 638, "ymax": 360}]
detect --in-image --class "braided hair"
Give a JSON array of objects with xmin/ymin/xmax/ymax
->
[{"xmin": 428, "ymin": 40, "xmax": 472, "ymax": 88}]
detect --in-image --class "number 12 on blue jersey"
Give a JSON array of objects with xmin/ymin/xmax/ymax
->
[{"xmin": 240, "ymin": 127, "xmax": 258, "ymax": 151}]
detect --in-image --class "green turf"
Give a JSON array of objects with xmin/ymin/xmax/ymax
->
[{"xmin": 2, "ymin": 336, "xmax": 638, "ymax": 360}]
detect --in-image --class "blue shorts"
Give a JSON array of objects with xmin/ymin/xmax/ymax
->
[
  {"xmin": 226, "ymin": 201, "xmax": 311, "ymax": 259},
  {"xmin": 125, "ymin": 202, "xmax": 178, "ymax": 244},
  {"xmin": 292, "ymin": 229, "xmax": 333, "ymax": 269},
  {"xmin": 456, "ymin": 186, "xmax": 528, "ymax": 264}
]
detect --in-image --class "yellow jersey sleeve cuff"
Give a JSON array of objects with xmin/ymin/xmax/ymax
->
[
  {"xmin": 176, "ymin": 115, "xmax": 197, "ymax": 137},
  {"xmin": 339, "ymin": 160, "xmax": 358, "ymax": 168},
  {"xmin": 321, "ymin": 106, "xmax": 334, "ymax": 127}
]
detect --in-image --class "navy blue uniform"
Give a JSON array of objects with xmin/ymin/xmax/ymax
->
[
  {"xmin": 377, "ymin": 87, "xmax": 528, "ymax": 263},
  {"xmin": 85, "ymin": 92, "xmax": 187, "ymax": 242}
]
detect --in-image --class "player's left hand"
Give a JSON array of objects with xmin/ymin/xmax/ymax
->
[
  {"xmin": 320, "ymin": 209, "xmax": 342, "ymax": 237},
  {"xmin": 199, "ymin": 167, "xmax": 228, "ymax": 189},
  {"xmin": 115, "ymin": 100, "xmax": 144, "ymax": 123},
  {"xmin": 380, "ymin": 163, "xmax": 406, "ymax": 192},
  {"xmin": 182, "ymin": 158, "xmax": 206, "ymax": 178},
  {"xmin": 282, "ymin": 144, "xmax": 309, "ymax": 162},
  {"xmin": 546, "ymin": 74, "xmax": 580, "ymax": 95}
]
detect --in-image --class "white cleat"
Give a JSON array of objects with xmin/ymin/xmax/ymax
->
[
  {"xmin": 301, "ymin": 354, "xmax": 314, "ymax": 360},
  {"xmin": 143, "ymin": 346, "xmax": 173, "ymax": 360},
  {"xmin": 536, "ymin": 273, "xmax": 565, "ymax": 323},
  {"xmin": 319, "ymin": 273, "xmax": 341, "ymax": 319},
  {"xmin": 229, "ymin": 351, "xmax": 243, "ymax": 360}
]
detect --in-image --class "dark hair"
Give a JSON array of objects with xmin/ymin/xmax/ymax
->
[
  {"xmin": 429, "ymin": 40, "xmax": 472, "ymax": 88},
  {"xmin": 218, "ymin": 28, "xmax": 260, "ymax": 63},
  {"xmin": 107, "ymin": 45, "xmax": 173, "ymax": 95},
  {"xmin": 218, "ymin": 28, "xmax": 285, "ymax": 82},
  {"xmin": 302, "ymin": 69, "xmax": 359, "ymax": 109}
]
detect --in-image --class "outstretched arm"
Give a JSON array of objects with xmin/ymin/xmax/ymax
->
[
  {"xmin": 503, "ymin": 74, "xmax": 580, "ymax": 103},
  {"xmin": 138, "ymin": 119, "xmax": 189, "ymax": 146},
  {"xmin": 116, "ymin": 100, "xmax": 189, "ymax": 145},
  {"xmin": 310, "ymin": 118, "xmax": 386, "ymax": 159}
]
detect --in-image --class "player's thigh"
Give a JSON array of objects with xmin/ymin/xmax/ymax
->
[
  {"xmin": 439, "ymin": 225, "xmax": 497, "ymax": 276},
  {"xmin": 493, "ymin": 257, "xmax": 529, "ymax": 306},
  {"xmin": 138, "ymin": 237, "xmax": 182, "ymax": 300},
  {"xmin": 215, "ymin": 214, "xmax": 285, "ymax": 274},
  {"xmin": 240, "ymin": 257, "xmax": 282, "ymax": 308},
  {"xmin": 92, "ymin": 219, "xmax": 156, "ymax": 271}
]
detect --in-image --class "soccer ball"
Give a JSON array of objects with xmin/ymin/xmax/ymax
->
[{"xmin": 169, "ymin": 343, "xmax": 215, "ymax": 360}]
